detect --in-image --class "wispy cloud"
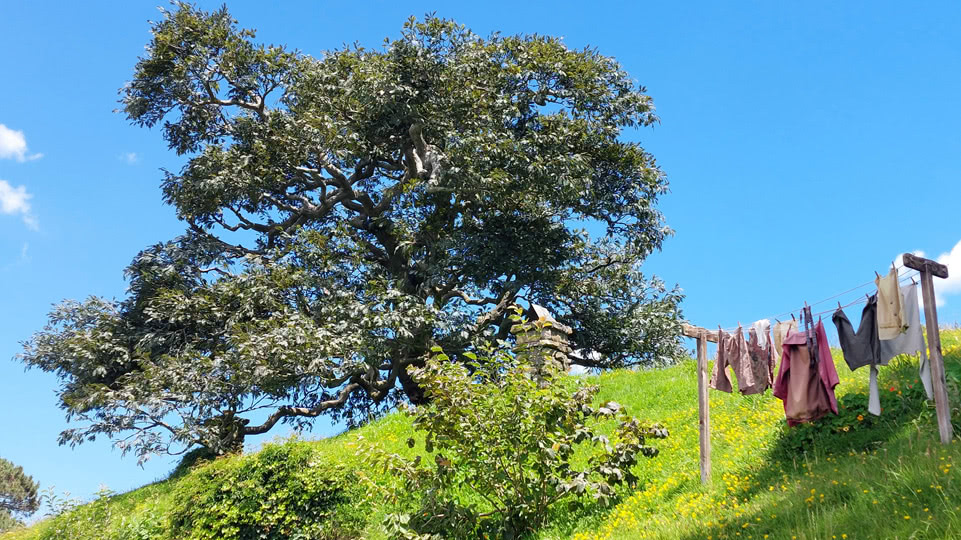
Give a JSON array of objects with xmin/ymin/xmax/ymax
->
[
  {"xmin": 934, "ymin": 240, "xmax": 961, "ymax": 307},
  {"xmin": 119, "ymin": 152, "xmax": 139, "ymax": 165},
  {"xmin": 897, "ymin": 242, "xmax": 961, "ymax": 307},
  {"xmin": 0, "ymin": 124, "xmax": 43, "ymax": 162},
  {"xmin": 0, "ymin": 179, "xmax": 39, "ymax": 230},
  {"xmin": 1, "ymin": 242, "xmax": 31, "ymax": 272}
]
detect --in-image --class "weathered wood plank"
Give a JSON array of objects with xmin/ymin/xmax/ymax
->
[
  {"xmin": 918, "ymin": 270, "xmax": 954, "ymax": 443},
  {"xmin": 682, "ymin": 323, "xmax": 718, "ymax": 343},
  {"xmin": 902, "ymin": 252, "xmax": 949, "ymax": 279}
]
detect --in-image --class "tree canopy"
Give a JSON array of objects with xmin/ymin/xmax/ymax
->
[
  {"xmin": 19, "ymin": 3, "xmax": 683, "ymax": 460},
  {"xmin": 0, "ymin": 457, "xmax": 39, "ymax": 531}
]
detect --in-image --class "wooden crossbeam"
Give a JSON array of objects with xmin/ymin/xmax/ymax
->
[
  {"xmin": 682, "ymin": 323, "xmax": 718, "ymax": 343},
  {"xmin": 902, "ymin": 252, "xmax": 949, "ymax": 279}
]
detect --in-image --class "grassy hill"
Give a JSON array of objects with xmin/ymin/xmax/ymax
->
[{"xmin": 5, "ymin": 330, "xmax": 961, "ymax": 540}]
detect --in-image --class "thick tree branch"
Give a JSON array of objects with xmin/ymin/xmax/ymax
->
[{"xmin": 244, "ymin": 381, "xmax": 362, "ymax": 435}]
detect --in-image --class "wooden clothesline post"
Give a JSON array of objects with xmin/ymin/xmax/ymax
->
[
  {"xmin": 901, "ymin": 252, "xmax": 954, "ymax": 444},
  {"xmin": 682, "ymin": 323, "xmax": 718, "ymax": 484}
]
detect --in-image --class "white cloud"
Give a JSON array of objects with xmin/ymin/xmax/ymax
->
[
  {"xmin": 0, "ymin": 179, "xmax": 38, "ymax": 230},
  {"xmin": 899, "ymin": 242, "xmax": 961, "ymax": 308},
  {"xmin": 934, "ymin": 239, "xmax": 961, "ymax": 307},
  {"xmin": 119, "ymin": 152, "xmax": 139, "ymax": 164},
  {"xmin": 0, "ymin": 124, "xmax": 43, "ymax": 162}
]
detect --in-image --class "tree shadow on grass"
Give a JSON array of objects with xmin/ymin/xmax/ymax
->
[{"xmin": 672, "ymin": 354, "xmax": 955, "ymax": 540}]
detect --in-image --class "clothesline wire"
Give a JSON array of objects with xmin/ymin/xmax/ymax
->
[
  {"xmin": 749, "ymin": 265, "xmax": 913, "ymax": 324},
  {"xmin": 807, "ymin": 270, "xmax": 921, "ymax": 320},
  {"xmin": 716, "ymin": 267, "xmax": 921, "ymax": 332}
]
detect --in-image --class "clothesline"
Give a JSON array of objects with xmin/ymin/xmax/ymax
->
[
  {"xmin": 688, "ymin": 251, "xmax": 954, "ymax": 486},
  {"xmin": 806, "ymin": 270, "xmax": 921, "ymax": 320},
  {"xmin": 716, "ymin": 266, "xmax": 921, "ymax": 332}
]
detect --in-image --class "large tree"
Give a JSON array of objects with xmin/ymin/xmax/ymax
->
[
  {"xmin": 19, "ymin": 4, "xmax": 683, "ymax": 460},
  {"xmin": 0, "ymin": 458, "xmax": 39, "ymax": 531}
]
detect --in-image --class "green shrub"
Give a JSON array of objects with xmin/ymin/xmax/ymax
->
[
  {"xmin": 365, "ymin": 322, "xmax": 668, "ymax": 539},
  {"xmin": 0, "ymin": 512, "xmax": 21, "ymax": 533},
  {"xmin": 169, "ymin": 440, "xmax": 364, "ymax": 540},
  {"xmin": 33, "ymin": 486, "xmax": 114, "ymax": 540}
]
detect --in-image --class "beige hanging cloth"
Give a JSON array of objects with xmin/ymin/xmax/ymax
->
[
  {"xmin": 875, "ymin": 268, "xmax": 907, "ymax": 340},
  {"xmin": 773, "ymin": 319, "xmax": 798, "ymax": 363}
]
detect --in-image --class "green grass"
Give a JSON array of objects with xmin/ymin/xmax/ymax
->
[{"xmin": 5, "ymin": 330, "xmax": 961, "ymax": 540}]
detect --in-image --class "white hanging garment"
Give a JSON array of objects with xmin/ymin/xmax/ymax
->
[{"xmin": 879, "ymin": 282, "xmax": 932, "ymax": 399}]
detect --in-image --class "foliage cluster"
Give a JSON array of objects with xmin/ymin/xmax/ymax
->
[
  {"xmin": 0, "ymin": 459, "xmax": 39, "ymax": 532},
  {"xmin": 31, "ymin": 486, "xmax": 114, "ymax": 540},
  {"xmin": 365, "ymin": 321, "xmax": 668, "ymax": 539},
  {"xmin": 168, "ymin": 440, "xmax": 365, "ymax": 540},
  {"xmin": 0, "ymin": 516, "xmax": 17, "ymax": 535}
]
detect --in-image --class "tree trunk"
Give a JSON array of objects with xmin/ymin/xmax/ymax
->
[
  {"xmin": 398, "ymin": 365, "xmax": 428, "ymax": 404},
  {"xmin": 209, "ymin": 413, "xmax": 248, "ymax": 454}
]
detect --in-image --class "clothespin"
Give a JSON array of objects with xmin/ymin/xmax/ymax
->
[
  {"xmin": 912, "ymin": 276, "xmax": 917, "ymax": 285},
  {"xmin": 791, "ymin": 313, "xmax": 796, "ymax": 321},
  {"xmin": 775, "ymin": 318, "xmax": 781, "ymax": 323},
  {"xmin": 838, "ymin": 301, "xmax": 842, "ymax": 310},
  {"xmin": 875, "ymin": 270, "xmax": 881, "ymax": 279}
]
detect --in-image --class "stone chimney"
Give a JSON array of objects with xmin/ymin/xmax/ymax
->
[{"xmin": 513, "ymin": 304, "xmax": 573, "ymax": 374}]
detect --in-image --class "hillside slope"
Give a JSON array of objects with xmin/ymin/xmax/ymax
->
[{"xmin": 5, "ymin": 330, "xmax": 961, "ymax": 540}]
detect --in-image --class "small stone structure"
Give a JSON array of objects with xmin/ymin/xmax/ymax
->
[{"xmin": 513, "ymin": 304, "xmax": 573, "ymax": 374}]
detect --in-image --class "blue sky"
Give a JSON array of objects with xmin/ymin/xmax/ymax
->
[{"xmin": 2, "ymin": 1, "xmax": 960, "ymax": 509}]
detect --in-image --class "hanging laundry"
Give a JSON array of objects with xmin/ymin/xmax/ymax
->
[
  {"xmin": 747, "ymin": 320, "xmax": 776, "ymax": 394},
  {"xmin": 879, "ymin": 282, "xmax": 933, "ymax": 399},
  {"xmin": 832, "ymin": 295, "xmax": 885, "ymax": 415},
  {"xmin": 833, "ymin": 295, "xmax": 880, "ymax": 370},
  {"xmin": 709, "ymin": 327, "xmax": 750, "ymax": 394},
  {"xmin": 876, "ymin": 268, "xmax": 907, "ymax": 340},
  {"xmin": 751, "ymin": 319, "xmax": 772, "ymax": 350},
  {"xmin": 773, "ymin": 319, "xmax": 798, "ymax": 363},
  {"xmin": 802, "ymin": 306, "xmax": 818, "ymax": 367},
  {"xmin": 710, "ymin": 325, "xmax": 773, "ymax": 395},
  {"xmin": 773, "ymin": 320, "xmax": 840, "ymax": 426}
]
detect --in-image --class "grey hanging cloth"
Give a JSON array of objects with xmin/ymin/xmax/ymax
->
[
  {"xmin": 832, "ymin": 295, "xmax": 884, "ymax": 415},
  {"xmin": 802, "ymin": 305, "xmax": 817, "ymax": 368},
  {"xmin": 832, "ymin": 295, "xmax": 881, "ymax": 371}
]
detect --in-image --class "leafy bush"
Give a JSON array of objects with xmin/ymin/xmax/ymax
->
[
  {"xmin": 34, "ymin": 486, "xmax": 112, "ymax": 540},
  {"xmin": 365, "ymin": 322, "xmax": 669, "ymax": 539},
  {"xmin": 168, "ymin": 440, "xmax": 364, "ymax": 540}
]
